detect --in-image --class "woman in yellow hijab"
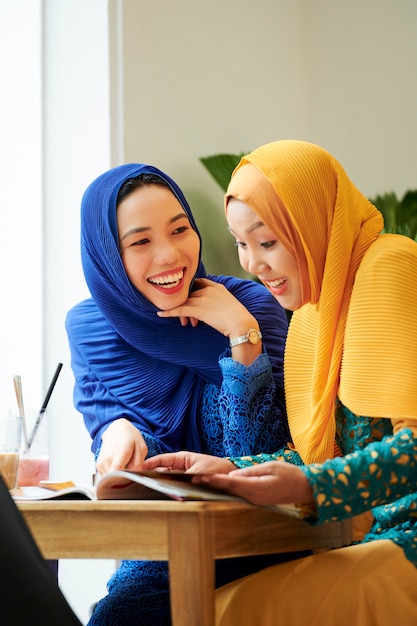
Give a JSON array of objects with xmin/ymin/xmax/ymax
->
[{"xmin": 145, "ymin": 140, "xmax": 417, "ymax": 624}]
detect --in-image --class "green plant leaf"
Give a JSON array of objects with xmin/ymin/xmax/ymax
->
[
  {"xmin": 369, "ymin": 190, "xmax": 417, "ymax": 239},
  {"xmin": 369, "ymin": 192, "xmax": 399, "ymax": 232},
  {"xmin": 399, "ymin": 190, "xmax": 417, "ymax": 239},
  {"xmin": 199, "ymin": 153, "xmax": 245, "ymax": 192}
]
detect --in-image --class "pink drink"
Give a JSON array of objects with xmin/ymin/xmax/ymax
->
[
  {"xmin": 18, "ymin": 409, "xmax": 50, "ymax": 486},
  {"xmin": 18, "ymin": 455, "xmax": 50, "ymax": 486}
]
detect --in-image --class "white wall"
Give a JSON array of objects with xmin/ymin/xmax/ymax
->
[
  {"xmin": 0, "ymin": 0, "xmax": 43, "ymax": 418},
  {"xmin": 121, "ymin": 0, "xmax": 417, "ymax": 219},
  {"xmin": 121, "ymin": 0, "xmax": 307, "ymax": 277},
  {"xmin": 300, "ymin": 0, "xmax": 417, "ymax": 198},
  {"xmin": 2, "ymin": 0, "xmax": 417, "ymax": 623},
  {"xmin": 42, "ymin": 0, "xmax": 115, "ymax": 622}
]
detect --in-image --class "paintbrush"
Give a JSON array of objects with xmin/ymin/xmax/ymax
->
[{"xmin": 13, "ymin": 374, "xmax": 29, "ymax": 453}]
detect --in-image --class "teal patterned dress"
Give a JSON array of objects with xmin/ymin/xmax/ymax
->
[{"xmin": 231, "ymin": 400, "xmax": 417, "ymax": 568}]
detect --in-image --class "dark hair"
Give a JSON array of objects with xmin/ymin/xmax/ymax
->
[{"xmin": 117, "ymin": 173, "xmax": 169, "ymax": 207}]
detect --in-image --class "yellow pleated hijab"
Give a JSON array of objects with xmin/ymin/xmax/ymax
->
[{"xmin": 226, "ymin": 140, "xmax": 417, "ymax": 464}]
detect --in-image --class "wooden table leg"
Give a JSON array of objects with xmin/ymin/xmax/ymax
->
[{"xmin": 168, "ymin": 511, "xmax": 215, "ymax": 626}]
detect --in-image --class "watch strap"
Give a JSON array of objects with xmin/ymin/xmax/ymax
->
[{"xmin": 229, "ymin": 328, "xmax": 262, "ymax": 348}]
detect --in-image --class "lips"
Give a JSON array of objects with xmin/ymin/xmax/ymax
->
[
  {"xmin": 148, "ymin": 269, "xmax": 184, "ymax": 289},
  {"xmin": 263, "ymin": 277, "xmax": 288, "ymax": 297}
]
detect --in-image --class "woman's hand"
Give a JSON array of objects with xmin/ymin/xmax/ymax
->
[
  {"xmin": 193, "ymin": 460, "xmax": 314, "ymax": 506},
  {"xmin": 96, "ymin": 418, "xmax": 148, "ymax": 475},
  {"xmin": 157, "ymin": 278, "xmax": 262, "ymax": 365},
  {"xmin": 143, "ymin": 451, "xmax": 236, "ymax": 474},
  {"xmin": 157, "ymin": 278, "xmax": 258, "ymax": 337}
]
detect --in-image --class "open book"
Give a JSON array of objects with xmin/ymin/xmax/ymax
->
[{"xmin": 11, "ymin": 469, "xmax": 301, "ymax": 517}]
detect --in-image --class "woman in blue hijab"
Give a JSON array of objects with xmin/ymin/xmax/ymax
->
[{"xmin": 66, "ymin": 163, "xmax": 294, "ymax": 625}]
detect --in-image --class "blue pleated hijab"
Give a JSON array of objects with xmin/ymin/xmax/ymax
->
[{"xmin": 67, "ymin": 164, "xmax": 287, "ymax": 452}]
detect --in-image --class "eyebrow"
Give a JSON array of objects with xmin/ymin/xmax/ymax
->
[
  {"xmin": 228, "ymin": 220, "xmax": 265, "ymax": 236},
  {"xmin": 120, "ymin": 212, "xmax": 189, "ymax": 242}
]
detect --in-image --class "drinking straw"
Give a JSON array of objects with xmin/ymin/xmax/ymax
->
[
  {"xmin": 27, "ymin": 362, "xmax": 63, "ymax": 451},
  {"xmin": 13, "ymin": 374, "xmax": 29, "ymax": 453}
]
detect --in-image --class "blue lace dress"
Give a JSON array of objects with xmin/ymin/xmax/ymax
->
[{"xmin": 88, "ymin": 351, "xmax": 300, "ymax": 626}]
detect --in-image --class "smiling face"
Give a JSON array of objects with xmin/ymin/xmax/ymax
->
[
  {"xmin": 227, "ymin": 198, "xmax": 302, "ymax": 311},
  {"xmin": 117, "ymin": 183, "xmax": 200, "ymax": 310}
]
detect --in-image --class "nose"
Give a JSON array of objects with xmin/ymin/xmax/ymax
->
[
  {"xmin": 245, "ymin": 251, "xmax": 269, "ymax": 276},
  {"xmin": 154, "ymin": 239, "xmax": 179, "ymax": 265}
]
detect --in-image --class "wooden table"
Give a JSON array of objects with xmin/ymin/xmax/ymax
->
[{"xmin": 18, "ymin": 500, "xmax": 352, "ymax": 626}]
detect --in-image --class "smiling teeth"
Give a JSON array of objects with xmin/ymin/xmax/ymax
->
[
  {"xmin": 268, "ymin": 279, "xmax": 285, "ymax": 287},
  {"xmin": 149, "ymin": 270, "xmax": 184, "ymax": 287}
]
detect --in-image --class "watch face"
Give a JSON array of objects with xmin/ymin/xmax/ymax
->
[{"xmin": 248, "ymin": 329, "xmax": 260, "ymax": 344}]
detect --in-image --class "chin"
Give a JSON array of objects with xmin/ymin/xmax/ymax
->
[{"xmin": 159, "ymin": 293, "xmax": 190, "ymax": 311}]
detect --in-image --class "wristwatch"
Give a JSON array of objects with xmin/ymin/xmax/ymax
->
[{"xmin": 229, "ymin": 328, "xmax": 262, "ymax": 348}]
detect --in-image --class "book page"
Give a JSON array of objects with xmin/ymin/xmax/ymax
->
[
  {"xmin": 12, "ymin": 482, "xmax": 95, "ymax": 501},
  {"xmin": 95, "ymin": 470, "xmax": 243, "ymax": 502},
  {"xmin": 95, "ymin": 471, "xmax": 301, "ymax": 516},
  {"xmin": 12, "ymin": 470, "xmax": 302, "ymax": 516}
]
